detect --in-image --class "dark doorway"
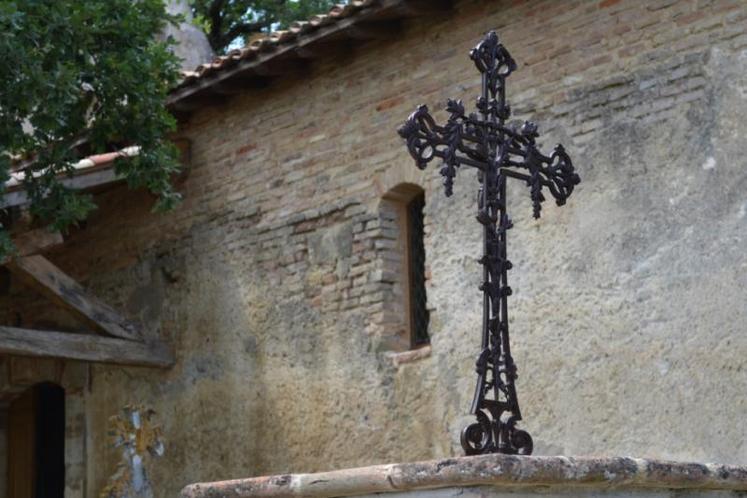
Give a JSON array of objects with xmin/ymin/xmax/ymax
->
[{"xmin": 7, "ymin": 382, "xmax": 65, "ymax": 498}]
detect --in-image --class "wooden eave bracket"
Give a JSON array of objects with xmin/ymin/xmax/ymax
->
[{"xmin": 0, "ymin": 229, "xmax": 174, "ymax": 368}]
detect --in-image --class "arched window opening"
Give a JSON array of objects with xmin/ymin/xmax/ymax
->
[
  {"xmin": 379, "ymin": 183, "xmax": 430, "ymax": 350},
  {"xmin": 7, "ymin": 382, "xmax": 65, "ymax": 498}
]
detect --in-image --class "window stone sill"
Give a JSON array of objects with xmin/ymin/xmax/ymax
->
[{"xmin": 385, "ymin": 344, "xmax": 432, "ymax": 366}]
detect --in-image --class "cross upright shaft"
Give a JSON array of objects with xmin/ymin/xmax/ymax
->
[{"xmin": 398, "ymin": 31, "xmax": 580, "ymax": 455}]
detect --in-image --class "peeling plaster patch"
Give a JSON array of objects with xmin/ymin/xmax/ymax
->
[
  {"xmin": 701, "ymin": 157, "xmax": 716, "ymax": 170},
  {"xmin": 738, "ymin": 202, "xmax": 747, "ymax": 219},
  {"xmin": 101, "ymin": 406, "xmax": 164, "ymax": 498}
]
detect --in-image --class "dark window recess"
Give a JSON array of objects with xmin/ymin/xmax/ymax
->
[
  {"xmin": 34, "ymin": 383, "xmax": 65, "ymax": 498},
  {"xmin": 407, "ymin": 193, "xmax": 430, "ymax": 346}
]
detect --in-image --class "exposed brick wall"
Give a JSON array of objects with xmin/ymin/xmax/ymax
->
[
  {"xmin": 373, "ymin": 197, "xmax": 410, "ymax": 350},
  {"xmin": 372, "ymin": 184, "xmax": 427, "ymax": 352},
  {"xmin": 2, "ymin": 0, "xmax": 747, "ymax": 495}
]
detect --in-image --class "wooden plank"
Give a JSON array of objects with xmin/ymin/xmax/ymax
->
[
  {"xmin": 6, "ymin": 255, "xmax": 141, "ymax": 341},
  {"xmin": 0, "ymin": 189, "xmax": 30, "ymax": 209},
  {"xmin": 0, "ymin": 326, "xmax": 174, "ymax": 368}
]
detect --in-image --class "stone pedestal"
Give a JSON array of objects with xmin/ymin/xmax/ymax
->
[{"xmin": 179, "ymin": 455, "xmax": 747, "ymax": 497}]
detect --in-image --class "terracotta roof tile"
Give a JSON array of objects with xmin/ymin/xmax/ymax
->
[
  {"xmin": 176, "ymin": 0, "xmax": 383, "ymax": 91},
  {"xmin": 5, "ymin": 147, "xmax": 139, "ymax": 190}
]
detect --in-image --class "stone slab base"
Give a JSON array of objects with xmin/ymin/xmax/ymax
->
[
  {"xmin": 354, "ymin": 487, "xmax": 741, "ymax": 498},
  {"xmin": 179, "ymin": 454, "xmax": 747, "ymax": 498}
]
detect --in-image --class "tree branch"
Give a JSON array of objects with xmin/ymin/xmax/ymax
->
[{"xmin": 219, "ymin": 20, "xmax": 269, "ymax": 48}]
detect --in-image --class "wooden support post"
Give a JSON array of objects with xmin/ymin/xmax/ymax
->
[
  {"xmin": 6, "ymin": 255, "xmax": 141, "ymax": 341},
  {"xmin": 0, "ymin": 327, "xmax": 173, "ymax": 368}
]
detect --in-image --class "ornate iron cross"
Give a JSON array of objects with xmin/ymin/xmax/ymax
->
[{"xmin": 398, "ymin": 31, "xmax": 580, "ymax": 455}]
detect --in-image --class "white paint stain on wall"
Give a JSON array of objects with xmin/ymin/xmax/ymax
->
[
  {"xmin": 100, "ymin": 406, "xmax": 164, "ymax": 498},
  {"xmin": 701, "ymin": 157, "xmax": 716, "ymax": 170}
]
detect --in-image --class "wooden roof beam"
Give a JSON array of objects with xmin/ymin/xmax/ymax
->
[
  {"xmin": 5, "ymin": 255, "xmax": 141, "ymax": 341},
  {"xmin": 0, "ymin": 326, "xmax": 173, "ymax": 368}
]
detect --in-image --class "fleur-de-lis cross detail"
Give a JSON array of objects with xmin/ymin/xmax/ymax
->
[{"xmin": 398, "ymin": 31, "xmax": 580, "ymax": 455}]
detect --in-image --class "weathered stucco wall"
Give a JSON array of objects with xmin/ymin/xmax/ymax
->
[{"xmin": 3, "ymin": 0, "xmax": 747, "ymax": 496}]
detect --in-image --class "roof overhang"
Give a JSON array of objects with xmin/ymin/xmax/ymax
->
[
  {"xmin": 1, "ymin": 147, "xmax": 139, "ymax": 209},
  {"xmin": 0, "ymin": 0, "xmax": 450, "ymax": 205},
  {"xmin": 167, "ymin": 0, "xmax": 453, "ymax": 116}
]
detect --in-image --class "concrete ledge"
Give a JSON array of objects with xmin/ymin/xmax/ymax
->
[{"xmin": 179, "ymin": 454, "xmax": 747, "ymax": 497}]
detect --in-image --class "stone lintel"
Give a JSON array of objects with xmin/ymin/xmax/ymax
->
[{"xmin": 179, "ymin": 454, "xmax": 747, "ymax": 497}]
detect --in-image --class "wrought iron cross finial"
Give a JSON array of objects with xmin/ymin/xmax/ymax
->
[{"xmin": 398, "ymin": 31, "xmax": 580, "ymax": 455}]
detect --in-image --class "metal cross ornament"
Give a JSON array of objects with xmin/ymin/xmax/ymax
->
[{"xmin": 398, "ymin": 31, "xmax": 580, "ymax": 456}]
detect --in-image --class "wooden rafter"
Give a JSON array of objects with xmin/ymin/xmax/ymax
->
[
  {"xmin": 0, "ymin": 326, "xmax": 173, "ymax": 368},
  {"xmin": 0, "ymin": 246, "xmax": 175, "ymax": 367},
  {"xmin": 6, "ymin": 255, "xmax": 141, "ymax": 341}
]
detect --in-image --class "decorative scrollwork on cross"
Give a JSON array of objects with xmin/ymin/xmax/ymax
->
[{"xmin": 398, "ymin": 31, "xmax": 580, "ymax": 455}]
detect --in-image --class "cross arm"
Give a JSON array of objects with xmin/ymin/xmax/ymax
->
[
  {"xmin": 499, "ymin": 122, "xmax": 581, "ymax": 219},
  {"xmin": 398, "ymin": 101, "xmax": 488, "ymax": 196}
]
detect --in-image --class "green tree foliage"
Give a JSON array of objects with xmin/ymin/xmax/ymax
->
[
  {"xmin": 192, "ymin": 0, "xmax": 339, "ymax": 54},
  {"xmin": 0, "ymin": 0, "xmax": 182, "ymax": 256}
]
